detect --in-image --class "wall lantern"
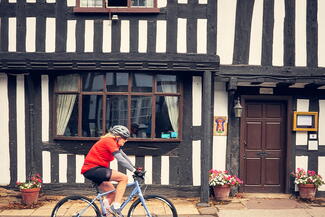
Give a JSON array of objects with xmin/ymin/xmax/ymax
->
[{"xmin": 234, "ymin": 97, "xmax": 243, "ymax": 118}]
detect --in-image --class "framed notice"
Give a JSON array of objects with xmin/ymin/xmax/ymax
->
[
  {"xmin": 213, "ymin": 116, "xmax": 227, "ymax": 136},
  {"xmin": 293, "ymin": 111, "xmax": 318, "ymax": 131}
]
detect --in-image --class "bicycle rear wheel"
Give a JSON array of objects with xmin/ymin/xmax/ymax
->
[
  {"xmin": 127, "ymin": 195, "xmax": 177, "ymax": 217},
  {"xmin": 51, "ymin": 195, "xmax": 101, "ymax": 217}
]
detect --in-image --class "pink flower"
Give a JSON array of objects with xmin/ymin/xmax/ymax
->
[{"xmin": 308, "ymin": 170, "xmax": 316, "ymax": 176}]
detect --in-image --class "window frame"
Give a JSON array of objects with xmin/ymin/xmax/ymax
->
[
  {"xmin": 53, "ymin": 72, "xmax": 183, "ymax": 142},
  {"xmin": 74, "ymin": 0, "xmax": 160, "ymax": 13}
]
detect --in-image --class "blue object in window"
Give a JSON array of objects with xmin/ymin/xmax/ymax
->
[
  {"xmin": 170, "ymin": 132, "xmax": 177, "ymax": 138},
  {"xmin": 161, "ymin": 133, "xmax": 170, "ymax": 139}
]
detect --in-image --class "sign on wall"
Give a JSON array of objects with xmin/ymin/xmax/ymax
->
[
  {"xmin": 293, "ymin": 111, "xmax": 318, "ymax": 131},
  {"xmin": 213, "ymin": 116, "xmax": 227, "ymax": 136}
]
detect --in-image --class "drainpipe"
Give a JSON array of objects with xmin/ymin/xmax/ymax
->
[{"xmin": 200, "ymin": 70, "xmax": 213, "ymax": 204}]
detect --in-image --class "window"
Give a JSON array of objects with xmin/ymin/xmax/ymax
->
[
  {"xmin": 74, "ymin": 0, "xmax": 160, "ymax": 13},
  {"xmin": 54, "ymin": 72, "xmax": 182, "ymax": 141}
]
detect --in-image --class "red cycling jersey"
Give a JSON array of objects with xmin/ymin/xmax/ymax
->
[{"xmin": 81, "ymin": 137, "xmax": 119, "ymax": 174}]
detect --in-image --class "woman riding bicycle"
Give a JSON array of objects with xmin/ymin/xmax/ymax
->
[{"xmin": 81, "ymin": 125, "xmax": 141, "ymax": 216}]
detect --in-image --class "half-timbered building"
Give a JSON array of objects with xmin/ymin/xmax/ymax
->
[{"xmin": 0, "ymin": 0, "xmax": 324, "ymax": 203}]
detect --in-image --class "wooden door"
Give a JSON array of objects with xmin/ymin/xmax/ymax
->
[{"xmin": 240, "ymin": 101, "xmax": 286, "ymax": 193}]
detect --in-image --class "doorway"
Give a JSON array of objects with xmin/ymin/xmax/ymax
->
[{"xmin": 240, "ymin": 99, "xmax": 287, "ymax": 193}]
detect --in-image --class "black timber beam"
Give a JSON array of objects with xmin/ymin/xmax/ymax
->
[
  {"xmin": 0, "ymin": 53, "xmax": 219, "ymax": 72},
  {"xmin": 218, "ymin": 65, "xmax": 325, "ymax": 78},
  {"xmin": 200, "ymin": 70, "xmax": 213, "ymax": 204},
  {"xmin": 304, "ymin": 82, "xmax": 325, "ymax": 89}
]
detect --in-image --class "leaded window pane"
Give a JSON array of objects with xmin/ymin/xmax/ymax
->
[
  {"xmin": 56, "ymin": 74, "xmax": 79, "ymax": 91},
  {"xmin": 82, "ymin": 95, "xmax": 103, "ymax": 137},
  {"xmin": 82, "ymin": 73, "xmax": 104, "ymax": 92},
  {"xmin": 131, "ymin": 96, "xmax": 152, "ymax": 138},
  {"xmin": 106, "ymin": 95, "xmax": 128, "ymax": 129},
  {"xmin": 106, "ymin": 72, "xmax": 128, "ymax": 92},
  {"xmin": 132, "ymin": 73, "xmax": 153, "ymax": 92},
  {"xmin": 131, "ymin": 0, "xmax": 154, "ymax": 7},
  {"xmin": 155, "ymin": 96, "xmax": 179, "ymax": 139},
  {"xmin": 108, "ymin": 0, "xmax": 127, "ymax": 6},
  {"xmin": 157, "ymin": 74, "xmax": 177, "ymax": 93}
]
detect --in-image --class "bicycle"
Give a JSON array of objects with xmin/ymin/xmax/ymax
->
[{"xmin": 50, "ymin": 172, "xmax": 178, "ymax": 217}]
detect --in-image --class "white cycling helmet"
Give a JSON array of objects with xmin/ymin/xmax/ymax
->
[{"xmin": 109, "ymin": 125, "xmax": 130, "ymax": 139}]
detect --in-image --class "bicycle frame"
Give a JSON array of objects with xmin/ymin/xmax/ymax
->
[{"xmin": 78, "ymin": 179, "xmax": 152, "ymax": 217}]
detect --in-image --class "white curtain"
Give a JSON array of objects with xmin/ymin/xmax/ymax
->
[
  {"xmin": 161, "ymin": 83, "xmax": 178, "ymax": 133},
  {"xmin": 146, "ymin": 0, "xmax": 154, "ymax": 7},
  {"xmin": 56, "ymin": 75, "xmax": 78, "ymax": 136}
]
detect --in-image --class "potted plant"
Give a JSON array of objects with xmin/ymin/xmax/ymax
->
[
  {"xmin": 291, "ymin": 168, "xmax": 325, "ymax": 200},
  {"xmin": 208, "ymin": 169, "xmax": 243, "ymax": 200},
  {"xmin": 16, "ymin": 173, "xmax": 42, "ymax": 205}
]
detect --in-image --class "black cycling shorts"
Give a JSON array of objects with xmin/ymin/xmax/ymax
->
[{"xmin": 83, "ymin": 166, "xmax": 112, "ymax": 185}]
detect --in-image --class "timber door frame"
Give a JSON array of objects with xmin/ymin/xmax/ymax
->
[{"xmin": 239, "ymin": 95, "xmax": 293, "ymax": 193}]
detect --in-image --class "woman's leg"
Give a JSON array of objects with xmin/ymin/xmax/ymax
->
[
  {"xmin": 109, "ymin": 170, "xmax": 128, "ymax": 204},
  {"xmin": 99, "ymin": 181, "xmax": 115, "ymax": 204}
]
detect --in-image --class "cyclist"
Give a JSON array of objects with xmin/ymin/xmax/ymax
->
[{"xmin": 81, "ymin": 125, "xmax": 142, "ymax": 216}]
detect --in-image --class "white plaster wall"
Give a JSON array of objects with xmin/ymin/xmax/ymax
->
[
  {"xmin": 212, "ymin": 82, "xmax": 228, "ymax": 171},
  {"xmin": 102, "ymin": 20, "xmax": 112, "ymax": 53},
  {"xmin": 16, "ymin": 75, "xmax": 26, "ymax": 182},
  {"xmin": 295, "ymin": 0, "xmax": 307, "ymax": 66},
  {"xmin": 192, "ymin": 76, "xmax": 202, "ymax": 126},
  {"xmin": 319, "ymin": 100, "xmax": 325, "ymax": 146},
  {"xmin": 42, "ymin": 151, "xmax": 51, "ymax": 183},
  {"xmin": 177, "ymin": 18, "xmax": 187, "ymax": 53},
  {"xmin": 318, "ymin": 0, "xmax": 325, "ymax": 67},
  {"xmin": 272, "ymin": 0, "xmax": 285, "ymax": 66},
  {"xmin": 8, "ymin": 18, "xmax": 16, "ymax": 52},
  {"xmin": 26, "ymin": 17, "xmax": 36, "ymax": 52},
  {"xmin": 144, "ymin": 156, "xmax": 153, "ymax": 184},
  {"xmin": 192, "ymin": 140, "xmax": 201, "ymax": 186},
  {"xmin": 295, "ymin": 99, "xmax": 309, "ymax": 146},
  {"xmin": 41, "ymin": 75, "xmax": 49, "ymax": 142},
  {"xmin": 45, "ymin": 18, "xmax": 56, "ymax": 52},
  {"xmin": 197, "ymin": 19, "xmax": 207, "ymax": 54},
  {"xmin": 84, "ymin": 20, "xmax": 94, "ymax": 52},
  {"xmin": 156, "ymin": 20, "xmax": 167, "ymax": 53},
  {"xmin": 76, "ymin": 154, "xmax": 85, "ymax": 183},
  {"xmin": 126, "ymin": 156, "xmax": 136, "ymax": 183},
  {"xmin": 295, "ymin": 156, "xmax": 308, "ymax": 191},
  {"xmin": 248, "ymin": 0, "xmax": 263, "ymax": 65},
  {"xmin": 138, "ymin": 20, "xmax": 148, "ymax": 53},
  {"xmin": 318, "ymin": 157, "xmax": 325, "ymax": 191},
  {"xmin": 66, "ymin": 20, "xmax": 77, "ymax": 52},
  {"xmin": 217, "ymin": 0, "xmax": 237, "ymax": 64},
  {"xmin": 161, "ymin": 156, "xmax": 169, "ymax": 185},
  {"xmin": 120, "ymin": 20, "xmax": 130, "ymax": 53},
  {"xmin": 157, "ymin": 0, "xmax": 167, "ymax": 8},
  {"xmin": 67, "ymin": 0, "xmax": 76, "ymax": 7},
  {"xmin": 59, "ymin": 154, "xmax": 68, "ymax": 183}
]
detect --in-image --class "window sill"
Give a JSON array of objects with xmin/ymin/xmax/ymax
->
[{"xmin": 73, "ymin": 7, "xmax": 160, "ymax": 13}]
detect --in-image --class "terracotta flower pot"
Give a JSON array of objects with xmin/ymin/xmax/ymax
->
[
  {"xmin": 213, "ymin": 184, "xmax": 231, "ymax": 200},
  {"xmin": 298, "ymin": 184, "xmax": 316, "ymax": 200},
  {"xmin": 20, "ymin": 188, "xmax": 41, "ymax": 205}
]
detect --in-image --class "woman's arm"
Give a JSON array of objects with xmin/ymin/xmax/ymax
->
[{"xmin": 113, "ymin": 150, "xmax": 136, "ymax": 172}]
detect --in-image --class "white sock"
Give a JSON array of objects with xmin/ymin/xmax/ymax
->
[{"xmin": 112, "ymin": 202, "xmax": 121, "ymax": 209}]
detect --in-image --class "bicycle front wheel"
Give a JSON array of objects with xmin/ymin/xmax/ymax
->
[
  {"xmin": 127, "ymin": 195, "xmax": 177, "ymax": 217},
  {"xmin": 51, "ymin": 195, "xmax": 101, "ymax": 217}
]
